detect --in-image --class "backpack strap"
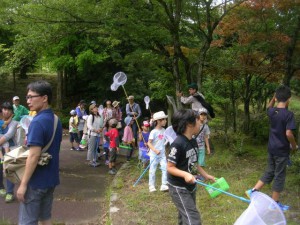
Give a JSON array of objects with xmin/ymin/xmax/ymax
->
[{"xmin": 41, "ymin": 115, "xmax": 58, "ymax": 153}]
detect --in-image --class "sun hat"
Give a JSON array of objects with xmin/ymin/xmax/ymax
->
[
  {"xmin": 127, "ymin": 95, "xmax": 134, "ymax": 100},
  {"xmin": 124, "ymin": 116, "xmax": 133, "ymax": 126},
  {"xmin": 153, "ymin": 111, "xmax": 168, "ymax": 121},
  {"xmin": 13, "ymin": 96, "xmax": 20, "ymax": 101},
  {"xmin": 188, "ymin": 83, "xmax": 198, "ymax": 90},
  {"xmin": 112, "ymin": 101, "xmax": 120, "ymax": 108},
  {"xmin": 199, "ymin": 108, "xmax": 208, "ymax": 115},
  {"xmin": 70, "ymin": 110, "xmax": 76, "ymax": 115},
  {"xmin": 89, "ymin": 103, "xmax": 96, "ymax": 112},
  {"xmin": 143, "ymin": 121, "xmax": 150, "ymax": 127}
]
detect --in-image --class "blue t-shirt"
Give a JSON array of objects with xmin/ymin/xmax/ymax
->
[
  {"xmin": 27, "ymin": 108, "xmax": 62, "ymax": 189},
  {"xmin": 139, "ymin": 132, "xmax": 150, "ymax": 149},
  {"xmin": 267, "ymin": 107, "xmax": 296, "ymax": 157},
  {"xmin": 0, "ymin": 120, "xmax": 4, "ymax": 134}
]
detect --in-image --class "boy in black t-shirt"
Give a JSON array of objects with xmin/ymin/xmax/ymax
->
[
  {"xmin": 246, "ymin": 85, "xmax": 298, "ymax": 211},
  {"xmin": 167, "ymin": 109, "xmax": 215, "ymax": 225}
]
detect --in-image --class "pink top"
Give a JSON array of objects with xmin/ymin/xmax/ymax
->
[{"xmin": 122, "ymin": 125, "xmax": 134, "ymax": 143}]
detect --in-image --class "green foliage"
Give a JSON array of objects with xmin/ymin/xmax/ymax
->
[
  {"xmin": 250, "ymin": 113, "xmax": 269, "ymax": 143},
  {"xmin": 75, "ymin": 49, "xmax": 109, "ymax": 73}
]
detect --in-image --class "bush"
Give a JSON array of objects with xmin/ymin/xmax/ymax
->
[{"xmin": 250, "ymin": 113, "xmax": 269, "ymax": 143}]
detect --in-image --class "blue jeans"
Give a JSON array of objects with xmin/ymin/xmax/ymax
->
[
  {"xmin": 19, "ymin": 186, "xmax": 55, "ymax": 225},
  {"xmin": 0, "ymin": 158, "xmax": 15, "ymax": 193},
  {"xmin": 149, "ymin": 154, "xmax": 167, "ymax": 187}
]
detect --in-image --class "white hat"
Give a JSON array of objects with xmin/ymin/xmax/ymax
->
[
  {"xmin": 13, "ymin": 96, "xmax": 20, "ymax": 101},
  {"xmin": 198, "ymin": 108, "xmax": 208, "ymax": 115},
  {"xmin": 153, "ymin": 111, "xmax": 168, "ymax": 121},
  {"xmin": 127, "ymin": 95, "xmax": 134, "ymax": 100},
  {"xmin": 70, "ymin": 110, "xmax": 76, "ymax": 115}
]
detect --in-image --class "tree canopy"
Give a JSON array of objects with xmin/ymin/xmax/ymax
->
[{"xmin": 0, "ymin": 0, "xmax": 299, "ymax": 135}]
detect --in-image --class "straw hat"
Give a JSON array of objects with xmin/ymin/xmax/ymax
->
[
  {"xmin": 153, "ymin": 111, "xmax": 168, "ymax": 121},
  {"xmin": 112, "ymin": 101, "xmax": 120, "ymax": 108}
]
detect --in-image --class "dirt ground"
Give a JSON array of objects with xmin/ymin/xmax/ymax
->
[{"xmin": 0, "ymin": 135, "xmax": 127, "ymax": 225}]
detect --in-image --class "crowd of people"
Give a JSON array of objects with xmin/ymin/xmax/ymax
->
[
  {"xmin": 67, "ymin": 95, "xmax": 149, "ymax": 175},
  {"xmin": 0, "ymin": 81, "xmax": 297, "ymax": 225}
]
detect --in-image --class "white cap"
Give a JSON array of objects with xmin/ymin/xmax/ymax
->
[{"xmin": 13, "ymin": 96, "xmax": 20, "ymax": 101}]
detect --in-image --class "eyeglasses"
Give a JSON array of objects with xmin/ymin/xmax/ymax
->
[{"xmin": 26, "ymin": 95, "xmax": 41, "ymax": 100}]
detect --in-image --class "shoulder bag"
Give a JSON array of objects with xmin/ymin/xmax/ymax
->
[{"xmin": 3, "ymin": 115, "xmax": 58, "ymax": 184}]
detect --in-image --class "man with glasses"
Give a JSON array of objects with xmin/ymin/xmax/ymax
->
[{"xmin": 17, "ymin": 80, "xmax": 62, "ymax": 225}]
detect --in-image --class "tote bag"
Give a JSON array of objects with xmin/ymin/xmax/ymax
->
[{"xmin": 3, "ymin": 115, "xmax": 58, "ymax": 183}]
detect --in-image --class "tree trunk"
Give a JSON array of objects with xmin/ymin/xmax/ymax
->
[
  {"xmin": 19, "ymin": 64, "xmax": 28, "ymax": 79},
  {"xmin": 56, "ymin": 70, "xmax": 63, "ymax": 110},
  {"xmin": 243, "ymin": 74, "xmax": 252, "ymax": 134},
  {"xmin": 13, "ymin": 70, "xmax": 16, "ymax": 92},
  {"xmin": 283, "ymin": 15, "xmax": 300, "ymax": 86}
]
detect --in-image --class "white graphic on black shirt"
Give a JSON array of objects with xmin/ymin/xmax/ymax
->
[{"xmin": 187, "ymin": 148, "xmax": 197, "ymax": 173}]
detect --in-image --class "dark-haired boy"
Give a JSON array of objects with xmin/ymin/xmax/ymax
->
[
  {"xmin": 167, "ymin": 109, "xmax": 215, "ymax": 225},
  {"xmin": 246, "ymin": 85, "xmax": 298, "ymax": 211}
]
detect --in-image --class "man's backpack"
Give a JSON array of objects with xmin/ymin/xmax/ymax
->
[{"xmin": 193, "ymin": 94, "xmax": 215, "ymax": 118}]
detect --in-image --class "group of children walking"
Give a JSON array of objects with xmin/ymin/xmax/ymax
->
[{"xmin": 67, "ymin": 84, "xmax": 297, "ymax": 225}]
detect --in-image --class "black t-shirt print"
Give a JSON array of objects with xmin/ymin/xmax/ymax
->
[{"xmin": 168, "ymin": 134, "xmax": 198, "ymax": 191}]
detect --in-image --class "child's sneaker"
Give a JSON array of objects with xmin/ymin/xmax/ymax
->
[
  {"xmin": 108, "ymin": 169, "xmax": 116, "ymax": 175},
  {"xmin": 149, "ymin": 186, "xmax": 156, "ymax": 192},
  {"xmin": 277, "ymin": 202, "xmax": 289, "ymax": 212},
  {"xmin": 5, "ymin": 193, "xmax": 14, "ymax": 203},
  {"xmin": 0, "ymin": 189, "xmax": 6, "ymax": 197},
  {"xmin": 160, "ymin": 184, "xmax": 169, "ymax": 192}
]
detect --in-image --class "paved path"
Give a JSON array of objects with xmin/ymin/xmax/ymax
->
[{"xmin": 0, "ymin": 136, "xmax": 126, "ymax": 225}]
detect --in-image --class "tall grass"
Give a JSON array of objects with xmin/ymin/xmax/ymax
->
[{"xmin": 111, "ymin": 140, "xmax": 300, "ymax": 225}]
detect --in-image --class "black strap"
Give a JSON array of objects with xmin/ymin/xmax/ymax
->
[{"xmin": 194, "ymin": 124, "xmax": 205, "ymax": 139}]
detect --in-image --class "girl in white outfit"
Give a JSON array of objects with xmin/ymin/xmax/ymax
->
[{"xmin": 148, "ymin": 111, "xmax": 169, "ymax": 192}]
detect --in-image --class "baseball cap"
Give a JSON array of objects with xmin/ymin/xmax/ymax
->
[
  {"xmin": 13, "ymin": 96, "xmax": 20, "ymax": 101},
  {"xmin": 143, "ymin": 121, "xmax": 150, "ymax": 127},
  {"xmin": 188, "ymin": 83, "xmax": 198, "ymax": 90}
]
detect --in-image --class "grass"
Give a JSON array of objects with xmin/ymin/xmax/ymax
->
[{"xmin": 110, "ymin": 140, "xmax": 300, "ymax": 225}]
